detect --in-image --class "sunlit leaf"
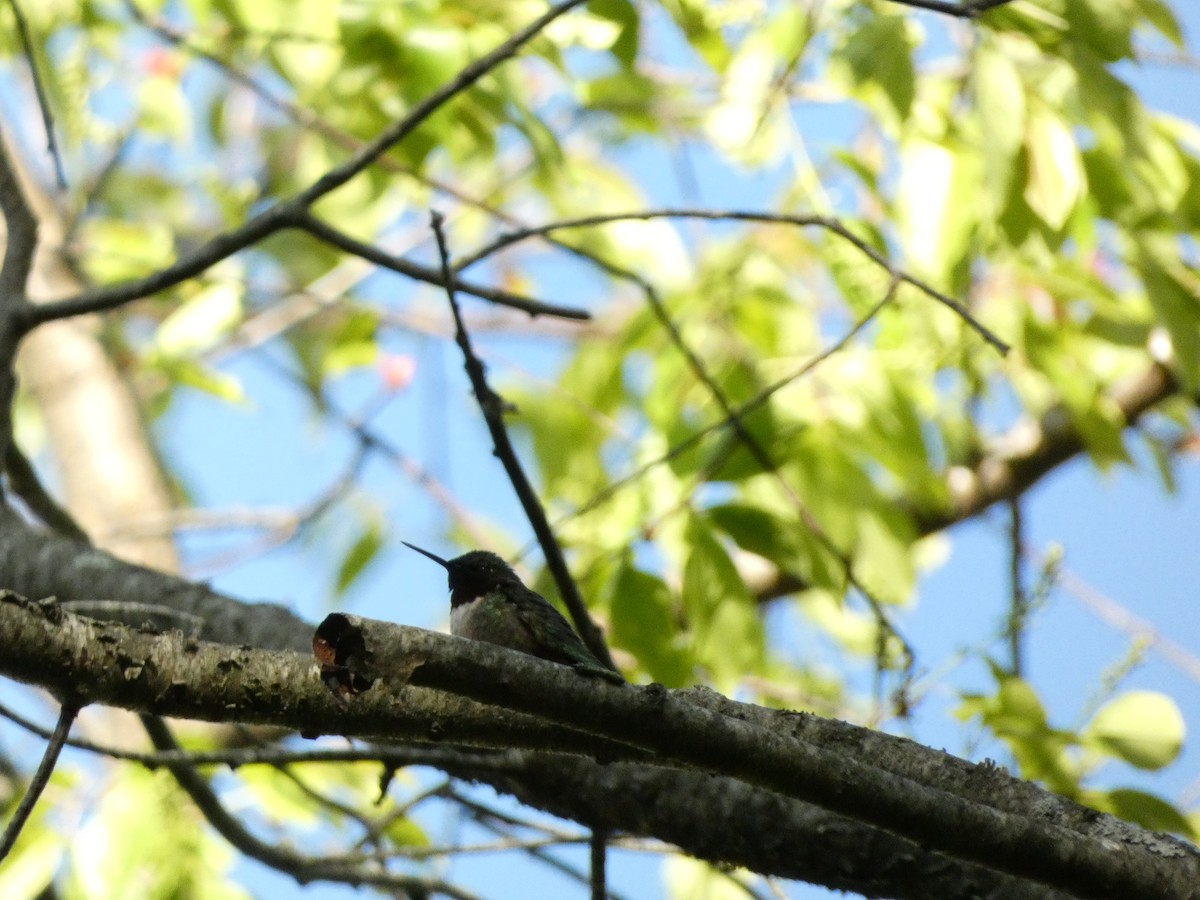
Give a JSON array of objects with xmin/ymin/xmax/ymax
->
[
  {"xmin": 155, "ymin": 282, "xmax": 244, "ymax": 359},
  {"xmin": 1024, "ymin": 104, "xmax": 1083, "ymax": 230},
  {"xmin": 609, "ymin": 562, "xmax": 692, "ymax": 685},
  {"xmin": 1085, "ymin": 690, "xmax": 1185, "ymax": 770},
  {"xmin": 1087, "ymin": 787, "xmax": 1194, "ymax": 836},
  {"xmin": 335, "ymin": 518, "xmax": 385, "ymax": 596}
]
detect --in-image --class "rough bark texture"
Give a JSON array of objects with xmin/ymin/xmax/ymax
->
[
  {"xmin": 0, "ymin": 505, "xmax": 307, "ymax": 651},
  {"xmin": 3, "ymin": 584, "xmax": 1197, "ymax": 900}
]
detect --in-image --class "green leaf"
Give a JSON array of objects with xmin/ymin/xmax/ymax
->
[
  {"xmin": 79, "ymin": 218, "xmax": 175, "ymax": 284},
  {"xmin": 681, "ymin": 515, "xmax": 765, "ymax": 689},
  {"xmin": 68, "ymin": 768, "xmax": 246, "ymax": 899},
  {"xmin": 664, "ymin": 856, "xmax": 755, "ymax": 900},
  {"xmin": 385, "ymin": 815, "xmax": 431, "ymax": 848},
  {"xmin": 270, "ymin": 0, "xmax": 343, "ymax": 88},
  {"xmin": 958, "ymin": 671, "xmax": 1079, "ymax": 790},
  {"xmin": 323, "ymin": 308, "xmax": 380, "ymax": 377},
  {"xmin": 1085, "ymin": 690, "xmax": 1185, "ymax": 770},
  {"xmin": 155, "ymin": 282, "xmax": 244, "ymax": 359},
  {"xmin": 609, "ymin": 563, "xmax": 692, "ymax": 686},
  {"xmin": 580, "ymin": 71, "xmax": 660, "ymax": 133},
  {"xmin": 973, "ymin": 41, "xmax": 1026, "ymax": 205},
  {"xmin": 1064, "ymin": 0, "xmax": 1135, "ymax": 61},
  {"xmin": 707, "ymin": 503, "xmax": 793, "ymax": 565},
  {"xmin": 155, "ymin": 358, "xmax": 246, "ymax": 404},
  {"xmin": 1138, "ymin": 235, "xmax": 1200, "ymax": 391},
  {"xmin": 1024, "ymin": 104, "xmax": 1083, "ymax": 230},
  {"xmin": 850, "ymin": 507, "xmax": 915, "ymax": 606},
  {"xmin": 139, "ymin": 73, "xmax": 190, "ymax": 138},
  {"xmin": 707, "ymin": 501, "xmax": 844, "ymax": 595},
  {"xmin": 1135, "ymin": 0, "xmax": 1183, "ymax": 46},
  {"xmin": 335, "ymin": 519, "xmax": 384, "ymax": 596},
  {"xmin": 661, "ymin": 0, "xmax": 730, "ymax": 72},
  {"xmin": 837, "ymin": 14, "xmax": 915, "ymax": 123},
  {"xmin": 897, "ymin": 136, "xmax": 980, "ymax": 282},
  {"xmin": 588, "ymin": 0, "xmax": 639, "ymax": 68},
  {"xmin": 1090, "ymin": 788, "xmax": 1194, "ymax": 836},
  {"xmin": 0, "ymin": 793, "xmax": 62, "ymax": 898}
]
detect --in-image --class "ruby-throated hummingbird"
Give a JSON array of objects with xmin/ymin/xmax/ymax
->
[{"xmin": 402, "ymin": 543, "xmax": 622, "ymax": 682}]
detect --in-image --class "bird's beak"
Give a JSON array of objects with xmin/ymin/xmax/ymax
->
[{"xmin": 402, "ymin": 542, "xmax": 450, "ymax": 569}]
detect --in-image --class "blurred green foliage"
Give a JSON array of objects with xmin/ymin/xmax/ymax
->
[{"xmin": 0, "ymin": 0, "xmax": 1197, "ymax": 894}]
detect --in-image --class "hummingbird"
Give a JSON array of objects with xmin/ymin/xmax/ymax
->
[{"xmin": 402, "ymin": 543, "xmax": 622, "ymax": 683}]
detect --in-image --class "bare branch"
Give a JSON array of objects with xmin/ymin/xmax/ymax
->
[
  {"xmin": 429, "ymin": 211, "xmax": 618, "ymax": 672},
  {"xmin": 5, "ymin": 0, "xmax": 66, "ymax": 190},
  {"xmin": 139, "ymin": 715, "xmax": 479, "ymax": 898},
  {"xmin": 5, "ymin": 442, "xmax": 89, "ymax": 541},
  {"xmin": 0, "ymin": 699, "xmax": 78, "ymax": 862},
  {"xmin": 322, "ymin": 612, "xmax": 1200, "ymax": 900},
  {"xmin": 298, "ymin": 213, "xmax": 589, "ymax": 320},
  {"xmin": 590, "ymin": 830, "xmax": 608, "ymax": 900},
  {"xmin": 21, "ymin": 0, "xmax": 592, "ymax": 329},
  {"xmin": 1006, "ymin": 497, "xmax": 1027, "ymax": 677},
  {"xmin": 877, "ymin": 0, "xmax": 1017, "ymax": 17},
  {"xmin": 557, "ymin": 287, "xmax": 898, "ymax": 529},
  {"xmin": 455, "ymin": 208, "xmax": 1009, "ymax": 354}
]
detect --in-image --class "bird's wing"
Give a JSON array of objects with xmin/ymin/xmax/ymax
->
[{"xmin": 508, "ymin": 591, "xmax": 604, "ymax": 668}]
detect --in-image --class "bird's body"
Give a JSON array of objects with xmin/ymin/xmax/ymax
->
[{"xmin": 404, "ymin": 544, "xmax": 621, "ymax": 682}]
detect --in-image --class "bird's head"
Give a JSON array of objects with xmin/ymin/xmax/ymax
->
[{"xmin": 403, "ymin": 543, "xmax": 522, "ymax": 596}]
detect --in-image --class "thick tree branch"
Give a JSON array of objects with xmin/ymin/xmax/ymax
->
[
  {"xmin": 0, "ymin": 505, "xmax": 309, "ymax": 650},
  {"xmin": 0, "ymin": 692, "xmax": 1095, "ymax": 900},
  {"xmin": 482, "ymin": 753, "xmax": 1075, "ymax": 900},
  {"xmin": 321, "ymin": 613, "xmax": 1199, "ymax": 900},
  {"xmin": 2, "ymin": 585, "xmax": 1195, "ymax": 898},
  {"xmin": 931, "ymin": 362, "xmax": 1182, "ymax": 528}
]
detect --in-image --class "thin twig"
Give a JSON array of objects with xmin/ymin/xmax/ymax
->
[
  {"xmin": 298, "ymin": 212, "xmax": 588, "ymax": 320},
  {"xmin": 1054, "ymin": 562, "xmax": 1200, "ymax": 683},
  {"xmin": 456, "ymin": 208, "xmax": 1008, "ymax": 354},
  {"xmin": 5, "ymin": 0, "xmax": 67, "ymax": 189},
  {"xmin": 5, "ymin": 442, "xmax": 90, "ymax": 541},
  {"xmin": 22, "ymin": 0, "xmax": 592, "ymax": 329},
  {"xmin": 139, "ymin": 715, "xmax": 480, "ymax": 898},
  {"xmin": 450, "ymin": 788, "xmax": 633, "ymax": 900},
  {"xmin": 555, "ymin": 283, "xmax": 897, "ymax": 531},
  {"xmin": 0, "ymin": 701, "xmax": 533, "ymax": 775},
  {"xmin": 634, "ymin": 266, "xmax": 919, "ymax": 707},
  {"xmin": 1007, "ymin": 497, "xmax": 1026, "ymax": 678},
  {"xmin": 878, "ymin": 0, "xmax": 1016, "ymax": 17},
  {"xmin": 429, "ymin": 210, "xmax": 618, "ymax": 671},
  {"xmin": 122, "ymin": 0, "xmax": 539, "ymax": 236},
  {"xmin": 0, "ymin": 700, "xmax": 79, "ymax": 862}
]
